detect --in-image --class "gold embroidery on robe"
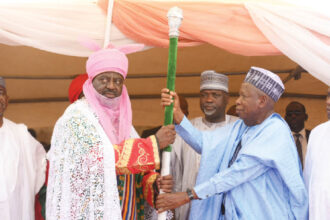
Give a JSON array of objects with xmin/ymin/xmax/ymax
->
[{"xmin": 114, "ymin": 136, "xmax": 160, "ymax": 175}]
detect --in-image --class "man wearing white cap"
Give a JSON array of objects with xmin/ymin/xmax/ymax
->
[
  {"xmin": 158, "ymin": 67, "xmax": 308, "ymax": 219},
  {"xmin": 0, "ymin": 77, "xmax": 46, "ymax": 220},
  {"xmin": 171, "ymin": 70, "xmax": 237, "ymax": 220}
]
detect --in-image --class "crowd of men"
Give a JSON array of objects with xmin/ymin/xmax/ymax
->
[{"xmin": 0, "ymin": 43, "xmax": 329, "ymax": 220}]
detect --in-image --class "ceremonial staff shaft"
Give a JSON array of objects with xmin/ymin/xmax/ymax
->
[{"xmin": 158, "ymin": 6, "xmax": 183, "ymax": 220}]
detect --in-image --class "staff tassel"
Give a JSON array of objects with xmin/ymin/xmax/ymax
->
[{"xmin": 158, "ymin": 6, "xmax": 183, "ymax": 220}]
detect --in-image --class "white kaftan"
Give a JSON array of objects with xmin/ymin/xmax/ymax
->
[
  {"xmin": 304, "ymin": 120, "xmax": 330, "ymax": 220},
  {"xmin": 47, "ymin": 99, "xmax": 122, "ymax": 220},
  {"xmin": 0, "ymin": 118, "xmax": 46, "ymax": 220}
]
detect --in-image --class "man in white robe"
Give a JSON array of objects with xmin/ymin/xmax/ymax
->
[
  {"xmin": 0, "ymin": 77, "xmax": 46, "ymax": 220},
  {"xmin": 304, "ymin": 87, "xmax": 330, "ymax": 220},
  {"xmin": 171, "ymin": 70, "xmax": 237, "ymax": 220}
]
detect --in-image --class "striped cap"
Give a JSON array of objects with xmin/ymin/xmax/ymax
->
[{"xmin": 244, "ymin": 67, "xmax": 284, "ymax": 102}]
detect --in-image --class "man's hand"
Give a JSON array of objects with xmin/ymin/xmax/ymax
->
[
  {"xmin": 155, "ymin": 125, "xmax": 176, "ymax": 150},
  {"xmin": 156, "ymin": 175, "xmax": 173, "ymax": 193},
  {"xmin": 160, "ymin": 88, "xmax": 184, "ymax": 124},
  {"xmin": 156, "ymin": 192, "xmax": 190, "ymax": 213}
]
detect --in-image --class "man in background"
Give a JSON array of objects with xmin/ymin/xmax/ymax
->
[{"xmin": 285, "ymin": 101, "xmax": 310, "ymax": 168}]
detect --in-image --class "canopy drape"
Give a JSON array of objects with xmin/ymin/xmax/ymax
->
[
  {"xmin": 0, "ymin": 2, "xmax": 135, "ymax": 56},
  {"xmin": 0, "ymin": 0, "xmax": 329, "ymax": 85},
  {"xmin": 102, "ymin": 0, "xmax": 280, "ymax": 55},
  {"xmin": 246, "ymin": 2, "xmax": 330, "ymax": 86}
]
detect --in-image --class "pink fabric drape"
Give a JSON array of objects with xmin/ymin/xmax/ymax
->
[{"xmin": 98, "ymin": 0, "xmax": 281, "ymax": 56}]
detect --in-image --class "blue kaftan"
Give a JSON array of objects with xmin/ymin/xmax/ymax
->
[{"xmin": 175, "ymin": 113, "xmax": 308, "ymax": 220}]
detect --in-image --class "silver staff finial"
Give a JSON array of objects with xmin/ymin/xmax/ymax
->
[{"xmin": 167, "ymin": 7, "xmax": 183, "ymax": 38}]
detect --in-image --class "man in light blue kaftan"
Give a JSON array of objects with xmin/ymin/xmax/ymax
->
[{"xmin": 156, "ymin": 67, "xmax": 308, "ymax": 220}]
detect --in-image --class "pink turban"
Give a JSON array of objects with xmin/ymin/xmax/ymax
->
[{"xmin": 82, "ymin": 42, "xmax": 144, "ymax": 144}]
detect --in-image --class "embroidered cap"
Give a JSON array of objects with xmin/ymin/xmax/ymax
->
[
  {"xmin": 0, "ymin": 77, "xmax": 5, "ymax": 89},
  {"xmin": 244, "ymin": 67, "xmax": 285, "ymax": 102},
  {"xmin": 200, "ymin": 70, "xmax": 228, "ymax": 92}
]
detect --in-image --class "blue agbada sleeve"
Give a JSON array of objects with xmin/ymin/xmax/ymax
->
[
  {"xmin": 175, "ymin": 116, "xmax": 204, "ymax": 154},
  {"xmin": 175, "ymin": 116, "xmax": 235, "ymax": 156},
  {"xmin": 194, "ymin": 156, "xmax": 269, "ymax": 199}
]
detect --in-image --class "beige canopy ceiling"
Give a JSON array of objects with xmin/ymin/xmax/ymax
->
[{"xmin": 1, "ymin": 43, "xmax": 328, "ymax": 143}]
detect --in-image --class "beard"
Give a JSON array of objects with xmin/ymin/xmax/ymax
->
[{"xmin": 202, "ymin": 107, "xmax": 216, "ymax": 116}]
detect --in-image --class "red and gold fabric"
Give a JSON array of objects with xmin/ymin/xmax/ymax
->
[
  {"xmin": 142, "ymin": 172, "xmax": 159, "ymax": 208},
  {"xmin": 114, "ymin": 135, "xmax": 160, "ymax": 175}
]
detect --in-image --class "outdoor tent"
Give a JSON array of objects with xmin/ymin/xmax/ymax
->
[{"xmin": 0, "ymin": 0, "xmax": 329, "ymax": 143}]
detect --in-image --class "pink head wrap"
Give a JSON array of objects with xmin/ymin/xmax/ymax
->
[{"xmin": 82, "ymin": 41, "xmax": 144, "ymax": 144}]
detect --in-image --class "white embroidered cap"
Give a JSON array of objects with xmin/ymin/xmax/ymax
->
[{"xmin": 200, "ymin": 70, "xmax": 228, "ymax": 92}]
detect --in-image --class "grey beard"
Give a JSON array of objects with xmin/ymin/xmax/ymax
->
[{"xmin": 203, "ymin": 108, "xmax": 216, "ymax": 116}]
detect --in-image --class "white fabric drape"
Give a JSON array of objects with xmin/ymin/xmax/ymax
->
[
  {"xmin": 246, "ymin": 2, "xmax": 330, "ymax": 86},
  {"xmin": 0, "ymin": 2, "xmax": 136, "ymax": 57},
  {"xmin": 0, "ymin": 1, "xmax": 329, "ymax": 85}
]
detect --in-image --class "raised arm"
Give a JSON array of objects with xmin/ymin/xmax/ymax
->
[
  {"xmin": 161, "ymin": 88, "xmax": 204, "ymax": 153},
  {"xmin": 175, "ymin": 116, "xmax": 204, "ymax": 154}
]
